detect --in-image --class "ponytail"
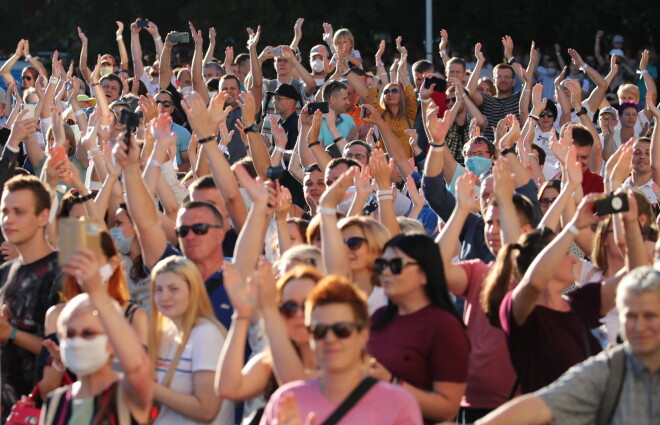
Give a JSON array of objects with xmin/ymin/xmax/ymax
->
[{"xmin": 481, "ymin": 243, "xmax": 520, "ymax": 328}]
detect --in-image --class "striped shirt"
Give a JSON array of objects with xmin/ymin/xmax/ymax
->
[{"xmin": 480, "ymin": 92, "xmax": 521, "ymax": 141}]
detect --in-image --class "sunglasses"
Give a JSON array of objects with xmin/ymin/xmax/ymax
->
[
  {"xmin": 344, "ymin": 237, "xmax": 367, "ymax": 251},
  {"xmin": 156, "ymin": 100, "xmax": 173, "ymax": 107},
  {"xmin": 22, "ymin": 75, "xmax": 33, "ymax": 81},
  {"xmin": 539, "ymin": 197, "xmax": 557, "ymax": 207},
  {"xmin": 175, "ymin": 223, "xmax": 222, "ymax": 238},
  {"xmin": 445, "ymin": 97, "xmax": 457, "ymax": 105},
  {"xmin": 345, "ymin": 153, "xmax": 366, "ymax": 160},
  {"xmin": 539, "ymin": 111, "xmax": 555, "ymax": 118},
  {"xmin": 279, "ymin": 300, "xmax": 305, "ymax": 318},
  {"xmin": 384, "ymin": 88, "xmax": 399, "ymax": 95},
  {"xmin": 307, "ymin": 322, "xmax": 363, "ymax": 340},
  {"xmin": 374, "ymin": 257, "xmax": 419, "ymax": 275}
]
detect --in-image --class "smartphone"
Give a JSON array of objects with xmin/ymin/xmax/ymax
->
[
  {"xmin": 267, "ymin": 166, "xmax": 284, "ymax": 181},
  {"xmin": 594, "ymin": 192, "xmax": 629, "ymax": 216},
  {"xmin": 49, "ymin": 146, "xmax": 67, "ymax": 164},
  {"xmin": 308, "ymin": 102, "xmax": 329, "ymax": 114},
  {"xmin": 424, "ymin": 76, "xmax": 447, "ymax": 92},
  {"xmin": 57, "ymin": 218, "xmax": 103, "ymax": 266},
  {"xmin": 137, "ymin": 20, "xmax": 150, "ymax": 28},
  {"xmin": 271, "ymin": 47, "xmax": 283, "ymax": 57},
  {"xmin": 170, "ymin": 32, "xmax": 190, "ymax": 43},
  {"xmin": 359, "ymin": 106, "xmax": 367, "ymax": 119},
  {"xmin": 21, "ymin": 104, "xmax": 36, "ymax": 120}
]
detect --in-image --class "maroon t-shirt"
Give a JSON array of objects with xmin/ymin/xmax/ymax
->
[
  {"xmin": 581, "ymin": 170, "xmax": 604, "ymax": 195},
  {"xmin": 499, "ymin": 283, "xmax": 602, "ymax": 393},
  {"xmin": 368, "ymin": 305, "xmax": 470, "ymax": 424}
]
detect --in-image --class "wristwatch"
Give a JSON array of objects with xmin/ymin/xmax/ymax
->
[
  {"xmin": 576, "ymin": 107, "xmax": 588, "ymax": 117},
  {"xmin": 508, "ymin": 57, "xmax": 518, "ymax": 65},
  {"xmin": 501, "ymin": 146, "xmax": 516, "ymax": 156},
  {"xmin": 244, "ymin": 124, "xmax": 259, "ymax": 133}
]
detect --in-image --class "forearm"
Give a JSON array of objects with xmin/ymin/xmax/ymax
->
[
  {"xmin": 159, "ymin": 47, "xmax": 174, "ymax": 91},
  {"xmin": 581, "ymin": 117, "xmax": 602, "ymax": 172},
  {"xmin": 131, "ymin": 34, "xmax": 145, "ymax": 77},
  {"xmin": 79, "ymin": 41, "xmax": 92, "ymax": 83},
  {"xmin": 154, "ymin": 381, "xmax": 219, "ymax": 423},
  {"xmin": 233, "ymin": 204, "xmax": 270, "ymax": 278},
  {"xmin": 538, "ymin": 182, "xmax": 578, "ymax": 232},
  {"xmin": 262, "ymin": 308, "xmax": 308, "ymax": 383},
  {"xmin": 466, "ymin": 60, "xmax": 484, "ymax": 98},
  {"xmin": 204, "ymin": 41, "xmax": 216, "ymax": 64},
  {"xmin": 0, "ymin": 54, "xmax": 19, "ymax": 83},
  {"xmin": 11, "ymin": 330, "xmax": 43, "ymax": 355},
  {"xmin": 309, "ymin": 144, "xmax": 331, "ymax": 171},
  {"xmin": 347, "ymin": 191, "xmax": 369, "ymax": 217},
  {"xmin": 298, "ymin": 125, "xmax": 316, "ymax": 168},
  {"xmin": 624, "ymin": 216, "xmax": 649, "ymax": 269},
  {"xmin": 204, "ymin": 143, "xmax": 248, "ymax": 231},
  {"xmin": 248, "ymin": 47, "xmax": 263, "ymax": 93},
  {"xmin": 505, "ymin": 152, "xmax": 532, "ymax": 188},
  {"xmin": 247, "ymin": 133, "xmax": 271, "ymax": 179},
  {"xmin": 584, "ymin": 65, "xmax": 608, "ymax": 111},
  {"xmin": 94, "ymin": 173, "xmax": 119, "ymax": 220},
  {"xmin": 475, "ymin": 394, "xmax": 553, "ymax": 425},
  {"xmin": 438, "ymin": 207, "xmax": 469, "ymax": 262},
  {"xmin": 519, "ymin": 84, "xmax": 531, "ymax": 122},
  {"xmin": 117, "ymin": 39, "xmax": 129, "ymax": 71},
  {"xmin": 191, "ymin": 45, "xmax": 209, "ymax": 103},
  {"xmin": 321, "ymin": 214, "xmax": 351, "ymax": 277},
  {"xmin": 400, "ymin": 382, "xmax": 464, "ymax": 422},
  {"xmin": 498, "ymin": 200, "xmax": 521, "ymax": 244},
  {"xmin": 376, "ymin": 192, "xmax": 400, "ymax": 237},
  {"xmin": 27, "ymin": 57, "xmax": 48, "ymax": 78}
]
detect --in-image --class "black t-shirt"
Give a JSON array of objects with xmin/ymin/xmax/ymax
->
[
  {"xmin": 275, "ymin": 112, "xmax": 305, "ymax": 208},
  {"xmin": 0, "ymin": 251, "xmax": 63, "ymax": 415}
]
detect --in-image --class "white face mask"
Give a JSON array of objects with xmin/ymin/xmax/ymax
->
[
  {"xmin": 180, "ymin": 86, "xmax": 193, "ymax": 95},
  {"xmin": 311, "ymin": 59, "xmax": 324, "ymax": 73},
  {"xmin": 100, "ymin": 66, "xmax": 113, "ymax": 77},
  {"xmin": 99, "ymin": 263, "xmax": 113, "ymax": 285},
  {"xmin": 60, "ymin": 335, "xmax": 111, "ymax": 377}
]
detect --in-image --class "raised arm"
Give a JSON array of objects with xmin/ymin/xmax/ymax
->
[
  {"xmin": 593, "ymin": 30, "xmax": 605, "ymax": 67},
  {"xmin": 115, "ymin": 22, "xmax": 129, "ymax": 71},
  {"xmin": 438, "ymin": 29, "xmax": 451, "ymax": 68},
  {"xmin": 374, "ymin": 40, "xmax": 389, "ymax": 87},
  {"xmin": 565, "ymin": 80, "xmax": 602, "ymax": 171},
  {"xmin": 189, "ymin": 23, "xmax": 209, "ymax": 104},
  {"xmin": 239, "ymin": 91, "xmax": 269, "ymax": 179},
  {"xmin": 159, "ymin": 33, "xmax": 175, "ymax": 92},
  {"xmin": 77, "ymin": 28, "xmax": 92, "ymax": 83},
  {"xmin": 290, "ymin": 18, "xmax": 304, "ymax": 52},
  {"xmin": 466, "ymin": 43, "xmax": 485, "ymax": 107},
  {"xmin": 370, "ymin": 149, "xmax": 400, "ymax": 237},
  {"xmin": 0, "ymin": 40, "xmax": 24, "ymax": 86},
  {"xmin": 363, "ymin": 103, "xmax": 416, "ymax": 178},
  {"xmin": 538, "ymin": 146, "xmax": 583, "ymax": 232},
  {"xmin": 493, "ymin": 158, "xmax": 522, "ymax": 244},
  {"xmin": 281, "ymin": 46, "xmax": 316, "ymax": 96},
  {"xmin": 568, "ymin": 48, "xmax": 608, "ymax": 113},
  {"xmin": 145, "ymin": 20, "xmax": 164, "ymax": 58},
  {"xmin": 203, "ymin": 27, "xmax": 217, "ymax": 64},
  {"xmin": 130, "ymin": 20, "xmax": 145, "ymax": 78},
  {"xmin": 640, "ymin": 50, "xmax": 658, "ymax": 122},
  {"xmin": 246, "ymin": 26, "xmax": 264, "ymax": 107},
  {"xmin": 306, "ymin": 111, "xmax": 332, "ymax": 171},
  {"xmin": 648, "ymin": 93, "xmax": 660, "ymax": 185}
]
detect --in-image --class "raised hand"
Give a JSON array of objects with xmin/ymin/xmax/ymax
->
[
  {"xmin": 455, "ymin": 172, "xmax": 479, "ymax": 212},
  {"xmin": 146, "ymin": 20, "xmax": 160, "ymax": 38},
  {"xmin": 474, "ymin": 43, "xmax": 485, "ymax": 62},
  {"xmin": 554, "ymin": 66, "xmax": 567, "ymax": 87},
  {"xmin": 493, "ymin": 158, "xmax": 514, "ymax": 202},
  {"xmin": 63, "ymin": 248, "xmax": 103, "ymax": 295},
  {"xmin": 531, "ymin": 83, "xmax": 547, "ymax": 114},
  {"xmin": 502, "ymin": 35, "xmax": 514, "ymax": 59},
  {"xmin": 150, "ymin": 113, "xmax": 177, "ymax": 150},
  {"xmin": 189, "ymin": 22, "xmax": 203, "ymax": 46},
  {"xmin": 571, "ymin": 194, "xmax": 607, "ymax": 230},
  {"xmin": 14, "ymin": 40, "xmax": 25, "ymax": 58},
  {"xmin": 425, "ymin": 105, "xmax": 452, "ymax": 143},
  {"xmin": 322, "ymin": 23, "xmax": 334, "ymax": 45},
  {"xmin": 77, "ymin": 27, "xmax": 88, "ymax": 43},
  {"xmin": 208, "ymin": 91, "xmax": 232, "ymax": 128},
  {"xmin": 293, "ymin": 18, "xmax": 304, "ymax": 41},
  {"xmin": 375, "ymin": 40, "xmax": 385, "ymax": 64},
  {"xmin": 406, "ymin": 175, "xmax": 426, "ymax": 208},
  {"xmin": 565, "ymin": 145, "xmax": 583, "ymax": 188},
  {"xmin": 567, "ymin": 48, "xmax": 585, "ymax": 68},
  {"xmin": 319, "ymin": 166, "xmax": 358, "ymax": 208},
  {"xmin": 439, "ymin": 29, "xmax": 448, "ymax": 52},
  {"xmin": 395, "ymin": 36, "xmax": 407, "ymax": 55},
  {"xmin": 222, "ymin": 260, "xmax": 256, "ymax": 320},
  {"xmin": 640, "ymin": 49, "xmax": 650, "ymax": 71},
  {"xmin": 138, "ymin": 94, "xmax": 158, "ymax": 123},
  {"xmin": 247, "ymin": 25, "xmax": 261, "ymax": 50},
  {"xmin": 116, "ymin": 21, "xmax": 124, "ymax": 38}
]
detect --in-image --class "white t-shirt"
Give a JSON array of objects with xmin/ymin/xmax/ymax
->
[
  {"xmin": 155, "ymin": 319, "xmax": 233, "ymax": 425},
  {"xmin": 533, "ymin": 127, "xmax": 561, "ymax": 180}
]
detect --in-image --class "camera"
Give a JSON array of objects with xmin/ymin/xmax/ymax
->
[{"xmin": 594, "ymin": 192, "xmax": 629, "ymax": 216}]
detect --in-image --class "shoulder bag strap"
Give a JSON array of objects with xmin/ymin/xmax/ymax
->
[
  {"xmin": 320, "ymin": 377, "xmax": 378, "ymax": 425},
  {"xmin": 596, "ymin": 346, "xmax": 627, "ymax": 425}
]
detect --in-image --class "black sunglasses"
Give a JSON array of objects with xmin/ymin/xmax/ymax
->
[
  {"xmin": 374, "ymin": 257, "xmax": 419, "ymax": 275},
  {"xmin": 384, "ymin": 88, "xmax": 399, "ymax": 95},
  {"xmin": 279, "ymin": 300, "xmax": 305, "ymax": 318},
  {"xmin": 156, "ymin": 100, "xmax": 173, "ymax": 107},
  {"xmin": 175, "ymin": 223, "xmax": 221, "ymax": 238},
  {"xmin": 539, "ymin": 111, "xmax": 555, "ymax": 118},
  {"xmin": 307, "ymin": 322, "xmax": 363, "ymax": 340},
  {"xmin": 344, "ymin": 237, "xmax": 367, "ymax": 251},
  {"xmin": 445, "ymin": 97, "xmax": 457, "ymax": 105}
]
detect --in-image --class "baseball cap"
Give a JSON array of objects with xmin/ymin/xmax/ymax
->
[
  {"xmin": 599, "ymin": 107, "xmax": 617, "ymax": 117},
  {"xmin": 77, "ymin": 94, "xmax": 97, "ymax": 106},
  {"xmin": 612, "ymin": 35, "xmax": 624, "ymax": 44},
  {"xmin": 609, "ymin": 49, "xmax": 625, "ymax": 58},
  {"xmin": 310, "ymin": 45, "xmax": 326, "ymax": 58},
  {"xmin": 267, "ymin": 84, "xmax": 301, "ymax": 103}
]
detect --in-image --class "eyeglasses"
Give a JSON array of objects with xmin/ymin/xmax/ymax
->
[
  {"xmin": 175, "ymin": 223, "xmax": 222, "ymax": 238},
  {"xmin": 539, "ymin": 111, "xmax": 555, "ymax": 118},
  {"xmin": 307, "ymin": 322, "xmax": 363, "ymax": 340},
  {"xmin": 345, "ymin": 153, "xmax": 366, "ymax": 160},
  {"xmin": 279, "ymin": 300, "xmax": 305, "ymax": 318},
  {"xmin": 156, "ymin": 100, "xmax": 173, "ymax": 107},
  {"xmin": 374, "ymin": 257, "xmax": 419, "ymax": 275},
  {"xmin": 344, "ymin": 237, "xmax": 367, "ymax": 251},
  {"xmin": 494, "ymin": 75, "xmax": 514, "ymax": 80},
  {"xmin": 384, "ymin": 88, "xmax": 399, "ymax": 95},
  {"xmin": 465, "ymin": 151, "xmax": 491, "ymax": 158},
  {"xmin": 539, "ymin": 197, "xmax": 557, "ymax": 207},
  {"xmin": 445, "ymin": 97, "xmax": 457, "ymax": 105},
  {"xmin": 22, "ymin": 75, "xmax": 33, "ymax": 81}
]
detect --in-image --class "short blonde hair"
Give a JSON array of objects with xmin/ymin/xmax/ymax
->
[
  {"xmin": 333, "ymin": 29, "xmax": 355, "ymax": 49},
  {"xmin": 617, "ymin": 84, "xmax": 640, "ymax": 103}
]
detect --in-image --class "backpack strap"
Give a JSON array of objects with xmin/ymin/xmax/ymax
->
[
  {"xmin": 595, "ymin": 345, "xmax": 627, "ymax": 425},
  {"xmin": 320, "ymin": 377, "xmax": 378, "ymax": 425},
  {"xmin": 116, "ymin": 381, "xmax": 131, "ymax": 425}
]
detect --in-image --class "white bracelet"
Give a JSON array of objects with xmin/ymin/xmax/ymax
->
[
  {"xmin": 51, "ymin": 362, "xmax": 66, "ymax": 372},
  {"xmin": 439, "ymin": 50, "xmax": 447, "ymax": 55},
  {"xmin": 377, "ymin": 195, "xmax": 393, "ymax": 201},
  {"xmin": 149, "ymin": 158, "xmax": 163, "ymax": 168},
  {"xmin": 567, "ymin": 224, "xmax": 580, "ymax": 236},
  {"xmin": 274, "ymin": 146, "xmax": 295, "ymax": 154},
  {"xmin": 219, "ymin": 144, "xmax": 229, "ymax": 154},
  {"xmin": 154, "ymin": 36, "xmax": 162, "ymax": 41},
  {"xmin": 87, "ymin": 147, "xmax": 101, "ymax": 157},
  {"xmin": 74, "ymin": 109, "xmax": 85, "ymax": 117},
  {"xmin": 116, "ymin": 36, "xmax": 123, "ymax": 41},
  {"xmin": 523, "ymin": 89, "xmax": 531, "ymax": 92},
  {"xmin": 49, "ymin": 76, "xmax": 60, "ymax": 84},
  {"xmin": 420, "ymin": 98, "xmax": 431, "ymax": 104},
  {"xmin": 25, "ymin": 54, "xmax": 32, "ymax": 60},
  {"xmin": 640, "ymin": 69, "xmax": 649, "ymax": 75},
  {"xmin": 318, "ymin": 207, "xmax": 337, "ymax": 215},
  {"xmin": 376, "ymin": 189, "xmax": 392, "ymax": 196}
]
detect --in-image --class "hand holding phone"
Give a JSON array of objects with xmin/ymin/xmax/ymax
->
[
  {"xmin": 137, "ymin": 20, "xmax": 150, "ymax": 28},
  {"xmin": 308, "ymin": 102, "xmax": 329, "ymax": 114},
  {"xmin": 424, "ymin": 76, "xmax": 447, "ymax": 92},
  {"xmin": 170, "ymin": 32, "xmax": 189, "ymax": 43}
]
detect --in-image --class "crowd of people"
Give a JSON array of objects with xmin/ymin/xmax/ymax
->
[{"xmin": 0, "ymin": 16, "xmax": 658, "ymax": 425}]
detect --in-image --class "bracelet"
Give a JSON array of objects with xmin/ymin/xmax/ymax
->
[
  {"xmin": 640, "ymin": 69, "xmax": 650, "ymax": 75},
  {"xmin": 232, "ymin": 315, "xmax": 251, "ymax": 321},
  {"xmin": 90, "ymin": 82, "xmax": 100, "ymax": 87},
  {"xmin": 49, "ymin": 76, "xmax": 60, "ymax": 84},
  {"xmin": 581, "ymin": 63, "xmax": 589, "ymax": 70},
  {"xmin": 74, "ymin": 109, "xmax": 86, "ymax": 117},
  {"xmin": 93, "ymin": 300, "xmax": 116, "ymax": 315},
  {"xmin": 523, "ymin": 89, "xmax": 531, "ymax": 92},
  {"xmin": 87, "ymin": 146, "xmax": 101, "ymax": 156},
  {"xmin": 420, "ymin": 98, "xmax": 431, "ymax": 104},
  {"xmin": 25, "ymin": 54, "xmax": 32, "ymax": 60},
  {"xmin": 439, "ymin": 50, "xmax": 447, "ymax": 56},
  {"xmin": 154, "ymin": 36, "xmax": 162, "ymax": 41},
  {"xmin": 431, "ymin": 146, "xmax": 445, "ymax": 152},
  {"xmin": 219, "ymin": 144, "xmax": 229, "ymax": 154},
  {"xmin": 116, "ymin": 36, "xmax": 123, "ymax": 41},
  {"xmin": 308, "ymin": 141, "xmax": 321, "ymax": 148},
  {"xmin": 198, "ymin": 134, "xmax": 217, "ymax": 144},
  {"xmin": 377, "ymin": 195, "xmax": 393, "ymax": 201},
  {"xmin": 8, "ymin": 327, "xmax": 17, "ymax": 342},
  {"xmin": 567, "ymin": 224, "xmax": 581, "ymax": 236},
  {"xmin": 332, "ymin": 136, "xmax": 343, "ymax": 144},
  {"xmin": 528, "ymin": 114, "xmax": 539, "ymax": 121},
  {"xmin": 79, "ymin": 193, "xmax": 94, "ymax": 202},
  {"xmin": 51, "ymin": 361, "xmax": 66, "ymax": 372},
  {"xmin": 318, "ymin": 206, "xmax": 337, "ymax": 215},
  {"xmin": 148, "ymin": 158, "xmax": 163, "ymax": 168},
  {"xmin": 377, "ymin": 189, "xmax": 392, "ymax": 196},
  {"xmin": 431, "ymin": 142, "xmax": 446, "ymax": 148},
  {"xmin": 501, "ymin": 146, "xmax": 516, "ymax": 156}
]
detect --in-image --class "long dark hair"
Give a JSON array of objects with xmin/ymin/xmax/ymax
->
[{"xmin": 371, "ymin": 234, "xmax": 463, "ymax": 331}]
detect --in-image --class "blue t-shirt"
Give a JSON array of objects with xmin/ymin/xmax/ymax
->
[
  {"xmin": 171, "ymin": 123, "xmax": 192, "ymax": 167},
  {"xmin": 319, "ymin": 114, "xmax": 355, "ymax": 146}
]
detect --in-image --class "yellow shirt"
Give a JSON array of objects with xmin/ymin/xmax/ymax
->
[{"xmin": 370, "ymin": 85, "xmax": 418, "ymax": 158}]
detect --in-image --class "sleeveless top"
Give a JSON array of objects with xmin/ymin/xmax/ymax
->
[{"xmin": 42, "ymin": 380, "xmax": 139, "ymax": 425}]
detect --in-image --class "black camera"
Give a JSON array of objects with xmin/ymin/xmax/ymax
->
[
  {"xmin": 120, "ymin": 109, "xmax": 140, "ymax": 152},
  {"xmin": 594, "ymin": 192, "xmax": 629, "ymax": 216},
  {"xmin": 267, "ymin": 166, "xmax": 284, "ymax": 181}
]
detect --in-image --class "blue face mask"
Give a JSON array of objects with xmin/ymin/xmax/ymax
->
[
  {"xmin": 465, "ymin": 156, "xmax": 493, "ymax": 177},
  {"xmin": 110, "ymin": 227, "xmax": 132, "ymax": 255}
]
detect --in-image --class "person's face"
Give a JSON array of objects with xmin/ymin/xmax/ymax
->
[
  {"xmin": 220, "ymin": 78, "xmax": 240, "ymax": 106},
  {"xmin": 574, "ymin": 145, "xmax": 592, "ymax": 172},
  {"xmin": 598, "ymin": 113, "xmax": 618, "ymax": 130},
  {"xmin": 101, "ymin": 55, "xmax": 117, "ymax": 69},
  {"xmin": 466, "ymin": 141, "xmax": 492, "ymax": 160},
  {"xmin": 281, "ymin": 277, "xmax": 316, "ymax": 344},
  {"xmin": 539, "ymin": 187, "xmax": 560, "ymax": 216},
  {"xmin": 620, "ymin": 108, "xmax": 638, "ymax": 129},
  {"xmin": 413, "ymin": 72, "xmax": 427, "ymax": 91},
  {"xmin": 304, "ymin": 170, "xmax": 325, "ymax": 206},
  {"xmin": 308, "ymin": 303, "xmax": 367, "ymax": 374},
  {"xmin": 383, "ymin": 84, "xmax": 401, "ymax": 106},
  {"xmin": 60, "ymin": 309, "xmax": 111, "ymax": 357},
  {"xmin": 154, "ymin": 271, "xmax": 190, "ymax": 321},
  {"xmin": 176, "ymin": 207, "xmax": 225, "ymax": 263},
  {"xmin": 203, "ymin": 66, "xmax": 221, "ymax": 82},
  {"xmin": 444, "ymin": 90, "xmax": 461, "ymax": 112},
  {"xmin": 329, "ymin": 88, "xmax": 350, "ymax": 114},
  {"xmin": 178, "ymin": 70, "xmax": 192, "ymax": 88},
  {"xmin": 189, "ymin": 187, "xmax": 231, "ymax": 231},
  {"xmin": 618, "ymin": 91, "xmax": 638, "ymax": 105},
  {"xmin": 101, "ymin": 80, "xmax": 121, "ymax": 101},
  {"xmin": 632, "ymin": 141, "xmax": 651, "ymax": 174},
  {"xmin": 555, "ymin": 253, "xmax": 579, "ymax": 284},
  {"xmin": 345, "ymin": 85, "xmax": 358, "ymax": 111},
  {"xmin": 378, "ymin": 247, "xmax": 425, "ymax": 302},
  {"xmin": 484, "ymin": 204, "xmax": 501, "ymax": 254},
  {"xmin": 21, "ymin": 70, "xmax": 37, "ymax": 89},
  {"xmin": 446, "ymin": 63, "xmax": 466, "ymax": 81},
  {"xmin": 479, "ymin": 176, "xmax": 494, "ymax": 214},
  {"xmin": 237, "ymin": 62, "xmax": 250, "ymax": 80},
  {"xmin": 343, "ymin": 145, "xmax": 368, "ymax": 166},
  {"xmin": 341, "ymin": 225, "xmax": 373, "ymax": 272},
  {"xmin": 477, "ymin": 81, "xmax": 492, "ymax": 95},
  {"xmin": 273, "ymin": 95, "xmax": 295, "ymax": 115},
  {"xmin": 538, "ymin": 108, "xmax": 555, "ymax": 131},
  {"xmin": 155, "ymin": 92, "xmax": 174, "ymax": 116},
  {"xmin": 493, "ymin": 68, "xmax": 515, "ymax": 93},
  {"xmin": 335, "ymin": 37, "xmax": 352, "ymax": 54},
  {"xmin": 112, "ymin": 105, "xmax": 128, "ymax": 131},
  {"xmin": 1, "ymin": 189, "xmax": 48, "ymax": 246},
  {"xmin": 114, "ymin": 208, "xmax": 136, "ymax": 238},
  {"xmin": 68, "ymin": 202, "xmax": 87, "ymax": 219},
  {"xmin": 620, "ymin": 291, "xmax": 660, "ymax": 360},
  {"xmin": 274, "ymin": 57, "xmax": 292, "ymax": 76},
  {"xmin": 325, "ymin": 163, "xmax": 348, "ymax": 187},
  {"xmin": 286, "ymin": 222, "xmax": 305, "ymax": 247}
]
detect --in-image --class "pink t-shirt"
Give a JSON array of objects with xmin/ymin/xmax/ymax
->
[
  {"xmin": 259, "ymin": 379, "xmax": 423, "ymax": 425},
  {"xmin": 458, "ymin": 260, "xmax": 517, "ymax": 409}
]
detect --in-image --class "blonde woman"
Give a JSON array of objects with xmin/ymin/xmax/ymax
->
[{"xmin": 150, "ymin": 256, "xmax": 231, "ymax": 425}]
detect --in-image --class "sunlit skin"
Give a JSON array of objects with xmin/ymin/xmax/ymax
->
[
  {"xmin": 574, "ymin": 145, "xmax": 592, "ymax": 172},
  {"xmin": 176, "ymin": 208, "xmax": 225, "ymax": 264},
  {"xmin": 101, "ymin": 79, "xmax": 121, "ymax": 101},
  {"xmin": 303, "ymin": 169, "xmax": 325, "ymax": 207},
  {"xmin": 324, "ymin": 163, "xmax": 349, "ymax": 188},
  {"xmin": 220, "ymin": 78, "xmax": 240, "ymax": 107},
  {"xmin": 620, "ymin": 108, "xmax": 638, "ymax": 129},
  {"xmin": 620, "ymin": 292, "xmax": 660, "ymax": 362},
  {"xmin": 632, "ymin": 141, "xmax": 651, "ymax": 174},
  {"xmin": 343, "ymin": 145, "xmax": 369, "ymax": 167},
  {"xmin": 383, "ymin": 84, "xmax": 402, "ymax": 108},
  {"xmin": 1, "ymin": 190, "xmax": 48, "ymax": 246},
  {"xmin": 329, "ymin": 88, "xmax": 351, "ymax": 115},
  {"xmin": 281, "ymin": 277, "xmax": 316, "ymax": 344},
  {"xmin": 539, "ymin": 187, "xmax": 560, "ymax": 216},
  {"xmin": 154, "ymin": 272, "xmax": 190, "ymax": 326},
  {"xmin": 446, "ymin": 63, "xmax": 467, "ymax": 82},
  {"xmin": 493, "ymin": 68, "xmax": 515, "ymax": 96}
]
